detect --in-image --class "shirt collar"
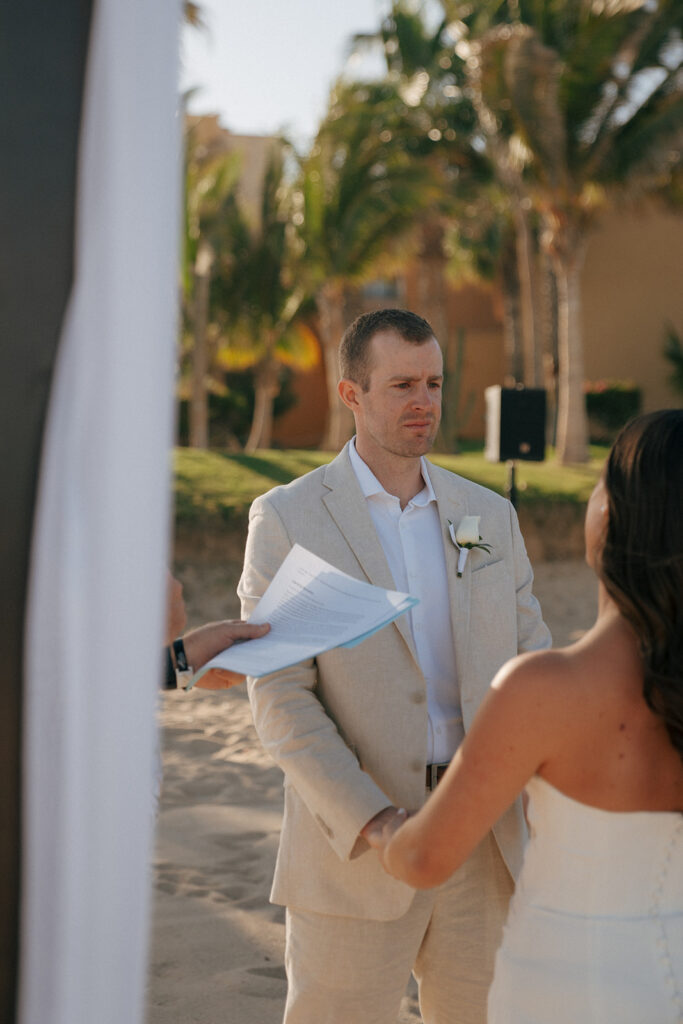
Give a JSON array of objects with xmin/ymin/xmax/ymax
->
[{"xmin": 348, "ymin": 437, "xmax": 436, "ymax": 507}]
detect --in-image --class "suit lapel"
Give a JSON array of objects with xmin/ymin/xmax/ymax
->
[
  {"xmin": 424, "ymin": 461, "xmax": 472, "ymax": 687},
  {"xmin": 322, "ymin": 446, "xmax": 418, "ymax": 661}
]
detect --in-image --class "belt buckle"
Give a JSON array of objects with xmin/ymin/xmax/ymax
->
[{"xmin": 427, "ymin": 762, "xmax": 449, "ymax": 790}]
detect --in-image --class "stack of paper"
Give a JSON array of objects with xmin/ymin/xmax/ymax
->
[{"xmin": 192, "ymin": 544, "xmax": 418, "ymax": 684}]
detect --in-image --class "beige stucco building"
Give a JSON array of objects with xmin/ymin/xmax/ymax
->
[{"xmin": 581, "ymin": 203, "xmax": 683, "ymax": 414}]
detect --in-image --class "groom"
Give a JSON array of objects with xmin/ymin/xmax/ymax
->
[{"xmin": 238, "ymin": 308, "xmax": 551, "ymax": 1023}]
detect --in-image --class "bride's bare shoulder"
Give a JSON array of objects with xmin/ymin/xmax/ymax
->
[
  {"xmin": 491, "ymin": 624, "xmax": 639, "ymax": 720},
  {"xmin": 491, "ymin": 644, "xmax": 578, "ymax": 695},
  {"xmin": 489, "ymin": 634, "xmax": 619, "ymax": 719},
  {"xmin": 473, "ymin": 645, "xmax": 593, "ymax": 766}
]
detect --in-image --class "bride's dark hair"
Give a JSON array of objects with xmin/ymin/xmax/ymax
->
[{"xmin": 600, "ymin": 409, "xmax": 683, "ymax": 760}]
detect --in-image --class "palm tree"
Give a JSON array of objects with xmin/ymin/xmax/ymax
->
[
  {"xmin": 211, "ymin": 147, "xmax": 316, "ymax": 451},
  {"xmin": 296, "ymin": 78, "xmax": 442, "ymax": 449},
  {"xmin": 465, "ymin": 0, "xmax": 683, "ymax": 462},
  {"xmin": 352, "ymin": 1, "xmax": 545, "ymax": 396},
  {"xmin": 184, "ymin": 131, "xmax": 315, "ymax": 450},
  {"xmin": 183, "ymin": 124, "xmax": 242, "ymax": 447}
]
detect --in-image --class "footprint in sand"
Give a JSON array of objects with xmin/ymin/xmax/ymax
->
[
  {"xmin": 233, "ymin": 894, "xmax": 270, "ymax": 910},
  {"xmin": 268, "ymin": 905, "xmax": 286, "ymax": 925},
  {"xmin": 178, "ymin": 778, "xmax": 224, "ymax": 798},
  {"xmin": 154, "ymin": 866, "xmax": 215, "ymax": 901},
  {"xmin": 247, "ymin": 965, "xmax": 287, "ymax": 981},
  {"xmin": 179, "ymin": 738, "xmax": 225, "ymax": 757},
  {"xmin": 235, "ymin": 964, "xmax": 288, "ymax": 999},
  {"xmin": 217, "ymin": 885, "xmax": 248, "ymax": 901},
  {"xmin": 209, "ymin": 830, "xmax": 269, "ymax": 847}
]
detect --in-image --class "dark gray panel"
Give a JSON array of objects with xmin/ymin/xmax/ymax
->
[{"xmin": 0, "ymin": 1, "xmax": 95, "ymax": 1017}]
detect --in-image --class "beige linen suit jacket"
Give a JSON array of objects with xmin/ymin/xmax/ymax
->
[{"xmin": 238, "ymin": 443, "xmax": 551, "ymax": 921}]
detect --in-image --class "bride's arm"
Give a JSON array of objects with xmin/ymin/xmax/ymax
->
[{"xmin": 368, "ymin": 649, "xmax": 568, "ymax": 888}]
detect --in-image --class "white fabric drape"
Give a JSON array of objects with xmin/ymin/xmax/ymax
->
[{"xmin": 20, "ymin": 2, "xmax": 181, "ymax": 1022}]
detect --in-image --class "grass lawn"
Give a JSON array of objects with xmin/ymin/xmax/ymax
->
[{"xmin": 174, "ymin": 443, "xmax": 608, "ymax": 527}]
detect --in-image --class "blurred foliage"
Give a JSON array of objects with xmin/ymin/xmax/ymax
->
[
  {"xmin": 584, "ymin": 379, "xmax": 642, "ymax": 441},
  {"xmin": 294, "ymin": 74, "xmax": 447, "ymax": 445},
  {"xmin": 455, "ymin": 0, "xmax": 683, "ymax": 462},
  {"xmin": 181, "ymin": 129, "xmax": 317, "ymax": 449},
  {"xmin": 663, "ymin": 322, "xmax": 683, "ymax": 395},
  {"xmin": 176, "ymin": 368, "xmax": 299, "ymax": 449}
]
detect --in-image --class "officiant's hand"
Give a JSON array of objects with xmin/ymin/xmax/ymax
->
[
  {"xmin": 184, "ymin": 620, "xmax": 270, "ymax": 689},
  {"xmin": 165, "ymin": 570, "xmax": 188, "ymax": 645}
]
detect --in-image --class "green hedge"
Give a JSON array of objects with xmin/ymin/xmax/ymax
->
[{"xmin": 584, "ymin": 380, "xmax": 641, "ymax": 442}]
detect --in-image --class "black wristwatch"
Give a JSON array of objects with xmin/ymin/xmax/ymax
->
[{"xmin": 172, "ymin": 637, "xmax": 194, "ymax": 689}]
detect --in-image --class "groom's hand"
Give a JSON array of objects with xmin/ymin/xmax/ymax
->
[{"xmin": 361, "ymin": 806, "xmax": 409, "ymax": 851}]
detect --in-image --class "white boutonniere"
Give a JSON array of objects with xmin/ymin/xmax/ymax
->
[{"xmin": 447, "ymin": 516, "xmax": 492, "ymax": 577}]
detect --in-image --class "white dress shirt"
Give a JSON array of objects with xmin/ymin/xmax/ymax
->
[{"xmin": 348, "ymin": 439, "xmax": 464, "ymax": 763}]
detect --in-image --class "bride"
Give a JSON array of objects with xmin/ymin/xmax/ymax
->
[{"xmin": 368, "ymin": 409, "xmax": 683, "ymax": 1023}]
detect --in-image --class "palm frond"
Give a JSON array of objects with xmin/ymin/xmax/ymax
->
[
  {"xmin": 501, "ymin": 25, "xmax": 568, "ymax": 190},
  {"xmin": 596, "ymin": 84, "xmax": 683, "ymax": 188}
]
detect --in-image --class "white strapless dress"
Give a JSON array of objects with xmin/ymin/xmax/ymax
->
[{"xmin": 488, "ymin": 775, "xmax": 683, "ymax": 1023}]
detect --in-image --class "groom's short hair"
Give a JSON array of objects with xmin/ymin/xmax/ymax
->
[{"xmin": 339, "ymin": 308, "xmax": 435, "ymax": 391}]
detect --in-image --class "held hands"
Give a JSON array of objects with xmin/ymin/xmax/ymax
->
[
  {"xmin": 184, "ymin": 620, "xmax": 270, "ymax": 690},
  {"xmin": 360, "ymin": 806, "xmax": 410, "ymax": 873}
]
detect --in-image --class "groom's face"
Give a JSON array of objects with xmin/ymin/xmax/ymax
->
[{"xmin": 351, "ymin": 329, "xmax": 443, "ymax": 462}]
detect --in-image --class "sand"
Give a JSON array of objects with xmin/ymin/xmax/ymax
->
[{"xmin": 146, "ymin": 557, "xmax": 597, "ymax": 1024}]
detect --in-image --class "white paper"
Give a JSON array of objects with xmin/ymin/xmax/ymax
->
[{"xmin": 192, "ymin": 544, "xmax": 418, "ymax": 683}]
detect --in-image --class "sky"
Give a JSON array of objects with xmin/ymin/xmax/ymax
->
[{"xmin": 180, "ymin": 0, "xmax": 391, "ymax": 148}]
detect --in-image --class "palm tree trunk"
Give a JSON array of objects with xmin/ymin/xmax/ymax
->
[
  {"xmin": 245, "ymin": 359, "xmax": 278, "ymax": 453},
  {"xmin": 417, "ymin": 222, "xmax": 454, "ymax": 450},
  {"xmin": 189, "ymin": 241, "xmax": 212, "ymax": 449},
  {"xmin": 512, "ymin": 201, "xmax": 543, "ymax": 387},
  {"xmin": 552, "ymin": 231, "xmax": 589, "ymax": 464},
  {"xmin": 317, "ymin": 282, "xmax": 353, "ymax": 451},
  {"xmin": 499, "ymin": 233, "xmax": 524, "ymax": 385}
]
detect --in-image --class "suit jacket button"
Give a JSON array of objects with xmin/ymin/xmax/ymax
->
[
  {"xmin": 411, "ymin": 760, "xmax": 423, "ymax": 773},
  {"xmin": 411, "ymin": 692, "xmax": 426, "ymax": 704}
]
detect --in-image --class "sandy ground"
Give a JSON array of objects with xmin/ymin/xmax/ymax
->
[{"xmin": 146, "ymin": 556, "xmax": 597, "ymax": 1024}]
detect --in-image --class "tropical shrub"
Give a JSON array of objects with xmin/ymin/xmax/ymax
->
[{"xmin": 584, "ymin": 380, "xmax": 641, "ymax": 442}]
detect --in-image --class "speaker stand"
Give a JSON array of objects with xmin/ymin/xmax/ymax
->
[{"xmin": 505, "ymin": 460, "xmax": 518, "ymax": 509}]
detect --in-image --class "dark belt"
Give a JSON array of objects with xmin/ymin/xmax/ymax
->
[{"xmin": 425, "ymin": 762, "xmax": 450, "ymax": 790}]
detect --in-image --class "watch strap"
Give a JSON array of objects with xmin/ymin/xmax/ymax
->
[
  {"xmin": 172, "ymin": 637, "xmax": 189, "ymax": 672},
  {"xmin": 172, "ymin": 637, "xmax": 194, "ymax": 690}
]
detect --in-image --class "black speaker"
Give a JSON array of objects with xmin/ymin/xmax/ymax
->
[{"xmin": 485, "ymin": 386, "xmax": 546, "ymax": 462}]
